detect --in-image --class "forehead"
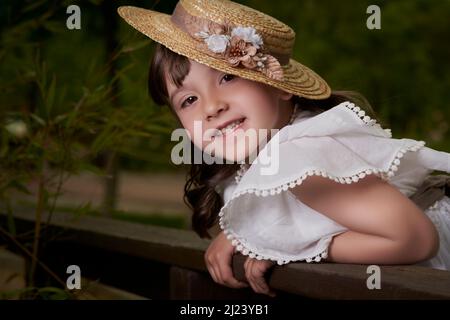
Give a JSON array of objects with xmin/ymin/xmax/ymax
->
[{"xmin": 166, "ymin": 59, "xmax": 219, "ymax": 91}]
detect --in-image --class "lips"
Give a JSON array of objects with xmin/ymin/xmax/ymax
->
[{"xmin": 212, "ymin": 118, "xmax": 246, "ymax": 139}]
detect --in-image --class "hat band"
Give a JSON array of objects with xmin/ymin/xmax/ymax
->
[{"xmin": 170, "ymin": 2, "xmax": 288, "ymax": 81}]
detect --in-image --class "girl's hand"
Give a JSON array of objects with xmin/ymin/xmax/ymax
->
[
  {"xmin": 244, "ymin": 257, "xmax": 277, "ymax": 297},
  {"xmin": 204, "ymin": 231, "xmax": 249, "ymax": 289}
]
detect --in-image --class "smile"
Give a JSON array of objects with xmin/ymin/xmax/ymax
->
[{"xmin": 213, "ymin": 118, "xmax": 246, "ymax": 138}]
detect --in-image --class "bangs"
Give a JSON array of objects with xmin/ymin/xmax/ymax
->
[{"xmin": 148, "ymin": 43, "xmax": 191, "ymax": 107}]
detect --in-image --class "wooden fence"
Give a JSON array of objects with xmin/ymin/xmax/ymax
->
[{"xmin": 1, "ymin": 208, "xmax": 450, "ymax": 299}]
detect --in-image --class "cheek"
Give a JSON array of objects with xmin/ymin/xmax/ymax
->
[
  {"xmin": 177, "ymin": 112, "xmax": 210, "ymax": 150},
  {"xmin": 247, "ymin": 101, "xmax": 279, "ymax": 127},
  {"xmin": 184, "ymin": 124, "xmax": 210, "ymax": 152},
  {"xmin": 240, "ymin": 86, "xmax": 279, "ymax": 118}
]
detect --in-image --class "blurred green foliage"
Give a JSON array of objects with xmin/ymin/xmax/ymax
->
[
  {"xmin": 0, "ymin": 0, "xmax": 182, "ymax": 228},
  {"xmin": 0, "ymin": 0, "xmax": 181, "ymax": 178},
  {"xmin": 1, "ymin": 0, "xmax": 448, "ymax": 180},
  {"xmin": 243, "ymin": 0, "xmax": 449, "ymax": 151},
  {"xmin": 0, "ymin": 0, "xmax": 180, "ymax": 294}
]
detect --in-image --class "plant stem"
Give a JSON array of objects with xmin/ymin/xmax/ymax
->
[
  {"xmin": 28, "ymin": 159, "xmax": 47, "ymax": 287},
  {"xmin": 0, "ymin": 226, "xmax": 66, "ymax": 289}
]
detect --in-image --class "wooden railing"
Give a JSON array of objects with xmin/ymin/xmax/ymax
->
[{"xmin": 1, "ymin": 208, "xmax": 450, "ymax": 300}]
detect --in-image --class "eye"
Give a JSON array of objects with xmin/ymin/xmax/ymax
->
[
  {"xmin": 180, "ymin": 96, "xmax": 197, "ymax": 109},
  {"xmin": 221, "ymin": 73, "xmax": 235, "ymax": 83}
]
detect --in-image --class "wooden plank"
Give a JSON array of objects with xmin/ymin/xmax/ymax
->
[
  {"xmin": 232, "ymin": 255, "xmax": 450, "ymax": 299},
  {"xmin": 75, "ymin": 277, "xmax": 149, "ymax": 300},
  {"xmin": 5, "ymin": 206, "xmax": 209, "ymax": 271},
  {"xmin": 2, "ymin": 208, "xmax": 450, "ymax": 299},
  {"xmin": 39, "ymin": 240, "xmax": 171, "ymax": 299},
  {"xmin": 169, "ymin": 265, "xmax": 276, "ymax": 300}
]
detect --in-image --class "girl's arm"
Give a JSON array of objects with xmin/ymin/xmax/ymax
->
[{"xmin": 290, "ymin": 174, "xmax": 439, "ymax": 264}]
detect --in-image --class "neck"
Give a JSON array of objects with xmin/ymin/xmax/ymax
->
[{"xmin": 273, "ymin": 100, "xmax": 297, "ymax": 133}]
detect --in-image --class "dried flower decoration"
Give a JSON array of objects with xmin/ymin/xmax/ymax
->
[
  {"xmin": 231, "ymin": 27, "xmax": 263, "ymax": 49},
  {"xmin": 186, "ymin": 19, "xmax": 284, "ymax": 81}
]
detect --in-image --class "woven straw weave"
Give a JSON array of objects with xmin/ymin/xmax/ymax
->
[{"xmin": 118, "ymin": 0, "xmax": 331, "ymax": 99}]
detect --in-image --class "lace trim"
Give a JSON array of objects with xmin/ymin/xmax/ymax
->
[
  {"xmin": 234, "ymin": 101, "xmax": 393, "ymax": 185},
  {"xmin": 426, "ymin": 196, "xmax": 450, "ymax": 231},
  {"xmin": 343, "ymin": 101, "xmax": 392, "ymax": 138},
  {"xmin": 226, "ymin": 140, "xmax": 425, "ymax": 199},
  {"xmin": 429, "ymin": 197, "xmax": 450, "ymax": 211},
  {"xmin": 218, "ymin": 105, "xmax": 427, "ymax": 265},
  {"xmin": 223, "ymin": 232, "xmax": 332, "ymax": 266}
]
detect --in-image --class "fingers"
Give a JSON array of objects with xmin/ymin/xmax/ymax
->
[
  {"xmin": 206, "ymin": 260, "xmax": 248, "ymax": 289},
  {"xmin": 205, "ymin": 252, "xmax": 248, "ymax": 289},
  {"xmin": 244, "ymin": 258, "xmax": 277, "ymax": 298},
  {"xmin": 218, "ymin": 259, "xmax": 249, "ymax": 288},
  {"xmin": 245, "ymin": 259, "xmax": 269, "ymax": 294}
]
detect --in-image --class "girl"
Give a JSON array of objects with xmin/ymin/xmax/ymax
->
[{"xmin": 118, "ymin": 0, "xmax": 450, "ymax": 298}]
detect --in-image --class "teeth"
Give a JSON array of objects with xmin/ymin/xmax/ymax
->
[
  {"xmin": 222, "ymin": 120, "xmax": 242, "ymax": 132},
  {"xmin": 215, "ymin": 119, "xmax": 244, "ymax": 137}
]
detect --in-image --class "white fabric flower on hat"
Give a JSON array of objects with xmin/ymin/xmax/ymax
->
[
  {"xmin": 194, "ymin": 31, "xmax": 210, "ymax": 39},
  {"xmin": 204, "ymin": 34, "xmax": 230, "ymax": 53},
  {"xmin": 231, "ymin": 26, "xmax": 263, "ymax": 49}
]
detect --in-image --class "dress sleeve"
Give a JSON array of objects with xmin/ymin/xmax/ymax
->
[{"xmin": 217, "ymin": 101, "xmax": 450, "ymax": 265}]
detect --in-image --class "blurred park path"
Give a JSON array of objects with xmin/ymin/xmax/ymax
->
[{"xmin": 11, "ymin": 171, "xmax": 190, "ymax": 218}]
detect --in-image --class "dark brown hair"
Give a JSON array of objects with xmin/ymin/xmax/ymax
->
[{"xmin": 148, "ymin": 43, "xmax": 381, "ymax": 239}]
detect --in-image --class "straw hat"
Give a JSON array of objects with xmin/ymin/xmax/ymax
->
[{"xmin": 117, "ymin": 0, "xmax": 331, "ymax": 99}]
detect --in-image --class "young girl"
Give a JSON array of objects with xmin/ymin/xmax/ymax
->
[{"xmin": 118, "ymin": 0, "xmax": 450, "ymax": 297}]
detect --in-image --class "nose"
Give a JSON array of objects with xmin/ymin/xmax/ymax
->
[{"xmin": 205, "ymin": 101, "xmax": 229, "ymax": 121}]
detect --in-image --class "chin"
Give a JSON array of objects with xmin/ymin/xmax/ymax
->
[
  {"xmin": 212, "ymin": 142, "xmax": 260, "ymax": 164},
  {"xmin": 222, "ymin": 149, "xmax": 248, "ymax": 163}
]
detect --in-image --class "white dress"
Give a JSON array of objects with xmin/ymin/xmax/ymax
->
[{"xmin": 215, "ymin": 101, "xmax": 450, "ymax": 271}]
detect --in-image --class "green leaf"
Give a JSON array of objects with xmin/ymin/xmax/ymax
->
[
  {"xmin": 8, "ymin": 180, "xmax": 32, "ymax": 195},
  {"xmin": 43, "ymin": 21, "xmax": 65, "ymax": 34},
  {"xmin": 46, "ymin": 74, "xmax": 56, "ymax": 116},
  {"xmin": 30, "ymin": 114, "xmax": 46, "ymax": 126},
  {"xmin": 121, "ymin": 40, "xmax": 150, "ymax": 53},
  {"xmin": 144, "ymin": 123, "xmax": 174, "ymax": 135},
  {"xmin": 77, "ymin": 162, "xmax": 107, "ymax": 177},
  {"xmin": 54, "ymin": 114, "xmax": 68, "ymax": 124},
  {"xmin": 22, "ymin": 0, "xmax": 48, "ymax": 13},
  {"xmin": 78, "ymin": 202, "xmax": 93, "ymax": 216},
  {"xmin": 37, "ymin": 287, "xmax": 71, "ymax": 300},
  {"xmin": 91, "ymin": 129, "xmax": 117, "ymax": 154}
]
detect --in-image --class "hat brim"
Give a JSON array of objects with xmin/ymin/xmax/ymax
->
[{"xmin": 118, "ymin": 6, "xmax": 331, "ymax": 100}]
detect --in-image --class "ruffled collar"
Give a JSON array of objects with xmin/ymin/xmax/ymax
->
[{"xmin": 228, "ymin": 100, "xmax": 394, "ymax": 196}]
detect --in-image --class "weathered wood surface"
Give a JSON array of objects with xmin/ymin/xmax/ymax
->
[{"xmin": 1, "ymin": 208, "xmax": 450, "ymax": 299}]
